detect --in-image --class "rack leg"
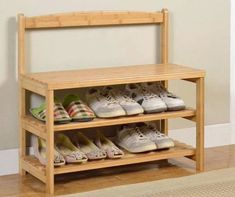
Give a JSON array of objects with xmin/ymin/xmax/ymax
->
[
  {"xmin": 196, "ymin": 77, "xmax": 205, "ymax": 171},
  {"xmin": 161, "ymin": 119, "xmax": 168, "ymax": 135},
  {"xmin": 161, "ymin": 81, "xmax": 168, "ymax": 135},
  {"xmin": 46, "ymin": 90, "xmax": 54, "ymax": 194},
  {"xmin": 19, "ymin": 87, "xmax": 26, "ymax": 175}
]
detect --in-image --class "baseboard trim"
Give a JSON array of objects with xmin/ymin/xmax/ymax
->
[
  {"xmin": 0, "ymin": 148, "xmax": 19, "ymax": 176},
  {"xmin": 0, "ymin": 123, "xmax": 232, "ymax": 176},
  {"xmin": 169, "ymin": 123, "xmax": 232, "ymax": 148}
]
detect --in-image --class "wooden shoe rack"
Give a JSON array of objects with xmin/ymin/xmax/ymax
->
[{"xmin": 18, "ymin": 9, "xmax": 205, "ymax": 194}]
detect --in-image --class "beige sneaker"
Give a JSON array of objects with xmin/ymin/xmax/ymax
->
[
  {"xmin": 104, "ymin": 86, "xmax": 144, "ymax": 116},
  {"xmin": 145, "ymin": 82, "xmax": 185, "ymax": 111},
  {"xmin": 86, "ymin": 87, "xmax": 126, "ymax": 118},
  {"xmin": 138, "ymin": 123, "xmax": 175, "ymax": 149},
  {"xmin": 115, "ymin": 125, "xmax": 157, "ymax": 153},
  {"xmin": 125, "ymin": 83, "xmax": 167, "ymax": 113}
]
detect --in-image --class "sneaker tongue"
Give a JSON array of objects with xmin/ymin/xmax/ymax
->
[
  {"xmin": 129, "ymin": 83, "xmax": 139, "ymax": 90},
  {"xmin": 136, "ymin": 122, "xmax": 147, "ymax": 127},
  {"xmin": 154, "ymin": 83, "xmax": 167, "ymax": 96},
  {"xmin": 101, "ymin": 88, "xmax": 118, "ymax": 104},
  {"xmin": 134, "ymin": 128, "xmax": 147, "ymax": 139},
  {"xmin": 102, "ymin": 86, "xmax": 113, "ymax": 94}
]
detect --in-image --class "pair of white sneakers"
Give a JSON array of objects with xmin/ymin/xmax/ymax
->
[
  {"xmin": 86, "ymin": 86, "xmax": 144, "ymax": 118},
  {"xmin": 86, "ymin": 82, "xmax": 185, "ymax": 118},
  {"xmin": 126, "ymin": 82, "xmax": 185, "ymax": 113},
  {"xmin": 115, "ymin": 123, "xmax": 174, "ymax": 153}
]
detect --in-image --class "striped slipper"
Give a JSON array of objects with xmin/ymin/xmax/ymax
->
[
  {"xmin": 63, "ymin": 94, "xmax": 95, "ymax": 122},
  {"xmin": 30, "ymin": 99, "xmax": 72, "ymax": 124}
]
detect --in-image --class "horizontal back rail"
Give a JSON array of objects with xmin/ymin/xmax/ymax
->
[{"xmin": 24, "ymin": 11, "xmax": 164, "ymax": 29}]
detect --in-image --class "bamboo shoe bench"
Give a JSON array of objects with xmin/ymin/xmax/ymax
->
[{"xmin": 18, "ymin": 9, "xmax": 205, "ymax": 194}]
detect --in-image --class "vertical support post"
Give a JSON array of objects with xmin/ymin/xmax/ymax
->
[
  {"xmin": 196, "ymin": 77, "xmax": 205, "ymax": 171},
  {"xmin": 18, "ymin": 14, "xmax": 26, "ymax": 175},
  {"xmin": 19, "ymin": 88, "xmax": 26, "ymax": 175},
  {"xmin": 46, "ymin": 90, "xmax": 54, "ymax": 194},
  {"xmin": 160, "ymin": 8, "xmax": 169, "ymax": 135},
  {"xmin": 161, "ymin": 8, "xmax": 169, "ymax": 64},
  {"xmin": 18, "ymin": 14, "xmax": 26, "ymax": 74}
]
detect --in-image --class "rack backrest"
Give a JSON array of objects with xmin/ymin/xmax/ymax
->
[{"xmin": 18, "ymin": 9, "xmax": 168, "ymax": 74}]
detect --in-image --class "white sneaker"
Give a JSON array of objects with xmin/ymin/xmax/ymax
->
[
  {"xmin": 138, "ymin": 123, "xmax": 174, "ymax": 149},
  {"xmin": 105, "ymin": 86, "xmax": 144, "ymax": 115},
  {"xmin": 115, "ymin": 125, "xmax": 157, "ymax": 153},
  {"xmin": 146, "ymin": 82, "xmax": 185, "ymax": 111},
  {"xmin": 125, "ymin": 84, "xmax": 167, "ymax": 113},
  {"xmin": 86, "ymin": 88, "xmax": 126, "ymax": 118}
]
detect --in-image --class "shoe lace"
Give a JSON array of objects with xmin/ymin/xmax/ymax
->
[
  {"xmin": 128, "ymin": 127, "xmax": 146, "ymax": 139},
  {"xmin": 156, "ymin": 83, "xmax": 176, "ymax": 98},
  {"xmin": 141, "ymin": 87, "xmax": 158, "ymax": 100},
  {"xmin": 100, "ymin": 88, "xmax": 118, "ymax": 105},
  {"xmin": 116, "ymin": 90, "xmax": 136, "ymax": 103},
  {"xmin": 103, "ymin": 93, "xmax": 118, "ymax": 104},
  {"xmin": 122, "ymin": 94, "xmax": 136, "ymax": 102},
  {"xmin": 147, "ymin": 125, "xmax": 165, "ymax": 138}
]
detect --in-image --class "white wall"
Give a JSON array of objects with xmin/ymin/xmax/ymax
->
[{"xmin": 231, "ymin": 0, "xmax": 235, "ymax": 144}]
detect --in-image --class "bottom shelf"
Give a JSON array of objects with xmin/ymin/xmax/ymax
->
[{"xmin": 22, "ymin": 141, "xmax": 195, "ymax": 180}]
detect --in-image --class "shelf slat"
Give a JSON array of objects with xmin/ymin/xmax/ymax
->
[
  {"xmin": 22, "ymin": 141, "xmax": 195, "ymax": 176},
  {"xmin": 21, "ymin": 156, "xmax": 46, "ymax": 183},
  {"xmin": 21, "ymin": 64, "xmax": 205, "ymax": 90},
  {"xmin": 22, "ymin": 116, "xmax": 46, "ymax": 139},
  {"xmin": 23, "ymin": 109, "xmax": 195, "ymax": 133}
]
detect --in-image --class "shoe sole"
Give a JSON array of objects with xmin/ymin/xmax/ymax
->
[
  {"xmin": 116, "ymin": 140, "xmax": 157, "ymax": 153},
  {"xmin": 144, "ymin": 107, "xmax": 167, "ymax": 114},
  {"xmin": 72, "ymin": 117, "xmax": 95, "ymax": 122},
  {"xmin": 157, "ymin": 143, "xmax": 174, "ymax": 150},
  {"xmin": 96, "ymin": 111, "xmax": 126, "ymax": 118},
  {"xmin": 125, "ymin": 109, "xmax": 144, "ymax": 116},
  {"xmin": 167, "ymin": 105, "xmax": 186, "ymax": 111}
]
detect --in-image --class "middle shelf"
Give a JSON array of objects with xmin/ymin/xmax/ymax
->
[{"xmin": 22, "ymin": 108, "xmax": 196, "ymax": 138}]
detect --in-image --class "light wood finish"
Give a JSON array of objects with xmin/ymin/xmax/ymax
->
[
  {"xmin": 18, "ymin": 9, "xmax": 205, "ymax": 194},
  {"xmin": 54, "ymin": 109, "xmax": 196, "ymax": 131},
  {"xmin": 56, "ymin": 141, "xmax": 194, "ymax": 175},
  {"xmin": 45, "ymin": 90, "xmax": 54, "ymax": 194},
  {"xmin": 19, "ymin": 88, "xmax": 27, "ymax": 176},
  {"xmin": 18, "ymin": 14, "xmax": 26, "ymax": 176},
  {"xmin": 21, "ymin": 141, "xmax": 195, "ymax": 175},
  {"xmin": 161, "ymin": 9, "xmax": 169, "ymax": 64},
  {"xmin": 23, "ymin": 108, "xmax": 195, "ymax": 133},
  {"xmin": 22, "ymin": 116, "xmax": 46, "ymax": 139},
  {"xmin": 21, "ymin": 64, "xmax": 205, "ymax": 91},
  {"xmin": 21, "ymin": 156, "xmax": 46, "ymax": 183},
  {"xmin": 25, "ymin": 11, "xmax": 164, "ymax": 29},
  {"xmin": 0, "ymin": 145, "xmax": 233, "ymax": 197},
  {"xmin": 21, "ymin": 77, "xmax": 47, "ymax": 96},
  {"xmin": 160, "ymin": 8, "xmax": 169, "ymax": 135},
  {"xmin": 18, "ymin": 14, "xmax": 26, "ymax": 74},
  {"xmin": 196, "ymin": 78, "xmax": 205, "ymax": 171}
]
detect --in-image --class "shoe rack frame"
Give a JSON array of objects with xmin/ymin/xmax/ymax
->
[{"xmin": 18, "ymin": 9, "xmax": 205, "ymax": 194}]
